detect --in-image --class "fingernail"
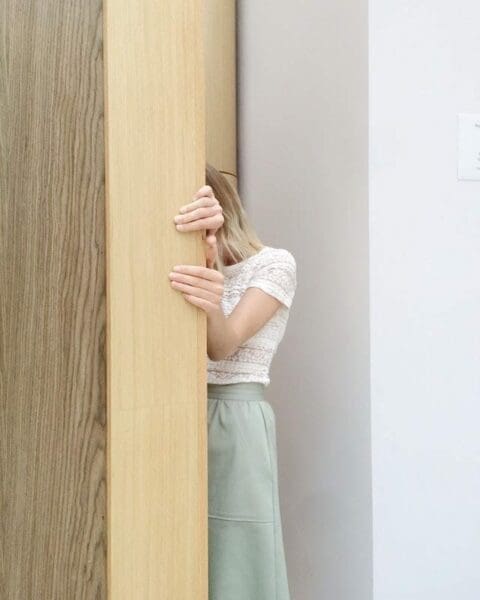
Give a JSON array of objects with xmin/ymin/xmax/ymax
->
[
  {"xmin": 176, "ymin": 224, "xmax": 184, "ymax": 230},
  {"xmin": 174, "ymin": 215, "xmax": 181, "ymax": 223},
  {"xmin": 173, "ymin": 266, "xmax": 182, "ymax": 271}
]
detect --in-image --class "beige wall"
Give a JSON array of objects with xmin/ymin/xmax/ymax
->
[{"xmin": 237, "ymin": 2, "xmax": 372, "ymax": 599}]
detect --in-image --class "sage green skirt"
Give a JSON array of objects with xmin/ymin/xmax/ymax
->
[{"xmin": 207, "ymin": 381, "xmax": 291, "ymax": 600}]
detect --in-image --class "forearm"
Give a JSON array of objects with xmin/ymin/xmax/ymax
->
[{"xmin": 207, "ymin": 307, "xmax": 240, "ymax": 361}]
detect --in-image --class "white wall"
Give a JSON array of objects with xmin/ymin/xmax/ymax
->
[
  {"xmin": 237, "ymin": 2, "xmax": 372, "ymax": 599},
  {"xmin": 370, "ymin": 1, "xmax": 480, "ymax": 598}
]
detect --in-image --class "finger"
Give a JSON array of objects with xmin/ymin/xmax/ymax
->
[
  {"xmin": 205, "ymin": 236, "xmax": 218, "ymax": 254},
  {"xmin": 170, "ymin": 280, "xmax": 221, "ymax": 304},
  {"xmin": 172, "ymin": 264, "xmax": 224, "ymax": 282},
  {"xmin": 192, "ymin": 185, "xmax": 215, "ymax": 201},
  {"xmin": 175, "ymin": 215, "xmax": 224, "ymax": 232},
  {"xmin": 179, "ymin": 189, "xmax": 216, "ymax": 213},
  {"xmin": 182, "ymin": 293, "xmax": 217, "ymax": 313},
  {"xmin": 178, "ymin": 196, "xmax": 218, "ymax": 215},
  {"xmin": 175, "ymin": 204, "xmax": 222, "ymax": 224},
  {"xmin": 206, "ymin": 256, "xmax": 215, "ymax": 269},
  {"xmin": 205, "ymin": 233, "xmax": 217, "ymax": 244},
  {"xmin": 169, "ymin": 271, "xmax": 223, "ymax": 295}
]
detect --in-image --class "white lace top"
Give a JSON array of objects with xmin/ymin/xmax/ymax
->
[{"xmin": 207, "ymin": 245, "xmax": 297, "ymax": 386}]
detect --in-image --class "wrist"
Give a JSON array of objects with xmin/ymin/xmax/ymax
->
[{"xmin": 207, "ymin": 304, "xmax": 224, "ymax": 320}]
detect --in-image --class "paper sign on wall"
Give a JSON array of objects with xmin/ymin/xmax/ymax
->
[{"xmin": 458, "ymin": 113, "xmax": 480, "ymax": 181}]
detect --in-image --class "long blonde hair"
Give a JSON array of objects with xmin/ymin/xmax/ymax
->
[{"xmin": 205, "ymin": 163, "xmax": 264, "ymax": 271}]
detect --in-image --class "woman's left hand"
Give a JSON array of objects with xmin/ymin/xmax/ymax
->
[{"xmin": 168, "ymin": 265, "xmax": 224, "ymax": 315}]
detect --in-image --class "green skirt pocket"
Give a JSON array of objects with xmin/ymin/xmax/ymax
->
[{"xmin": 207, "ymin": 397, "xmax": 275, "ymax": 523}]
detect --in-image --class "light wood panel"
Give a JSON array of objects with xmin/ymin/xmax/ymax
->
[
  {"xmin": 205, "ymin": 0, "xmax": 238, "ymax": 188},
  {"xmin": 0, "ymin": 1, "xmax": 107, "ymax": 597},
  {"xmin": 103, "ymin": 1, "xmax": 207, "ymax": 598}
]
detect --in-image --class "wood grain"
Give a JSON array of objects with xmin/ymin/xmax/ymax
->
[
  {"xmin": 205, "ymin": 0, "xmax": 237, "ymax": 184},
  {"xmin": 0, "ymin": 1, "xmax": 107, "ymax": 598},
  {"xmin": 103, "ymin": 0, "xmax": 207, "ymax": 598}
]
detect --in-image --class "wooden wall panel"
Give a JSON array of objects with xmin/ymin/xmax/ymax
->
[
  {"xmin": 0, "ymin": 1, "xmax": 107, "ymax": 598},
  {"xmin": 104, "ymin": 1, "xmax": 207, "ymax": 598},
  {"xmin": 205, "ymin": 0, "xmax": 238, "ymax": 188}
]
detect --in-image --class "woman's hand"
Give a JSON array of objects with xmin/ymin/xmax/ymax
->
[
  {"xmin": 173, "ymin": 185, "xmax": 224, "ymax": 267},
  {"xmin": 170, "ymin": 185, "xmax": 224, "ymax": 306},
  {"xmin": 168, "ymin": 264, "xmax": 224, "ymax": 315},
  {"xmin": 173, "ymin": 185, "xmax": 224, "ymax": 233}
]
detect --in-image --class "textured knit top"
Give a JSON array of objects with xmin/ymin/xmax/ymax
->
[{"xmin": 206, "ymin": 245, "xmax": 297, "ymax": 386}]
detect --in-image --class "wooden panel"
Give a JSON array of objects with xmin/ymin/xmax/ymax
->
[
  {"xmin": 205, "ymin": 0, "xmax": 237, "ymax": 183},
  {"xmin": 103, "ymin": 1, "xmax": 207, "ymax": 598},
  {"xmin": 0, "ymin": 1, "xmax": 107, "ymax": 598}
]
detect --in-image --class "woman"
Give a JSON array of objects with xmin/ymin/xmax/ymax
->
[{"xmin": 169, "ymin": 163, "xmax": 297, "ymax": 600}]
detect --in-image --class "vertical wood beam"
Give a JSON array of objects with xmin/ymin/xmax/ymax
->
[
  {"xmin": 205, "ymin": 0, "xmax": 238, "ymax": 188},
  {"xmin": 104, "ymin": 1, "xmax": 207, "ymax": 598}
]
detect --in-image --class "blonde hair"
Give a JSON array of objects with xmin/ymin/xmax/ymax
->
[{"xmin": 205, "ymin": 162, "xmax": 264, "ymax": 271}]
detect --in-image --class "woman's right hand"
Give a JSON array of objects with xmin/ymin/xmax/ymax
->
[
  {"xmin": 174, "ymin": 185, "xmax": 224, "ymax": 232},
  {"xmin": 173, "ymin": 184, "xmax": 224, "ymax": 268},
  {"xmin": 169, "ymin": 264, "xmax": 224, "ymax": 316}
]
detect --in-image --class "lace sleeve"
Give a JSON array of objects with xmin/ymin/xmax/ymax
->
[{"xmin": 246, "ymin": 249, "xmax": 297, "ymax": 308}]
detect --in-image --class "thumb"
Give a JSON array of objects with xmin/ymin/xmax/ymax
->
[{"xmin": 206, "ymin": 234, "xmax": 217, "ymax": 245}]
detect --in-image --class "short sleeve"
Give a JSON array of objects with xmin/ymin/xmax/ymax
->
[{"xmin": 246, "ymin": 249, "xmax": 297, "ymax": 308}]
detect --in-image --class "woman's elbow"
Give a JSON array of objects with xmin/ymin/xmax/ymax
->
[
  {"xmin": 207, "ymin": 348, "xmax": 224, "ymax": 361},
  {"xmin": 208, "ymin": 346, "xmax": 235, "ymax": 361}
]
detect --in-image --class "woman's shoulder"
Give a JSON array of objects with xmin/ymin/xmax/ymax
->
[
  {"xmin": 246, "ymin": 245, "xmax": 297, "ymax": 309},
  {"xmin": 254, "ymin": 245, "xmax": 296, "ymax": 269}
]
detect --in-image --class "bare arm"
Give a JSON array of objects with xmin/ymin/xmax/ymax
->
[
  {"xmin": 207, "ymin": 287, "xmax": 282, "ymax": 361},
  {"xmin": 168, "ymin": 263, "xmax": 283, "ymax": 361}
]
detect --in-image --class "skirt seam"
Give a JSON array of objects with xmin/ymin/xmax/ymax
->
[{"xmin": 208, "ymin": 514, "xmax": 274, "ymax": 524}]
